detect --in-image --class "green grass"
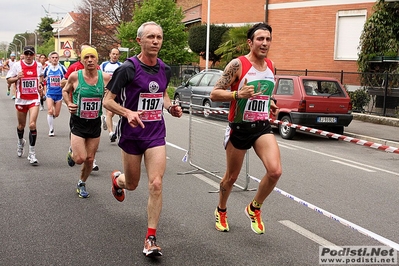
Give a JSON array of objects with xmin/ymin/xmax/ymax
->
[{"xmin": 166, "ymin": 86, "xmax": 175, "ymax": 99}]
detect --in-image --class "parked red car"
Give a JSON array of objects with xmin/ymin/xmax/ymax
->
[{"xmin": 270, "ymin": 75, "xmax": 353, "ymax": 139}]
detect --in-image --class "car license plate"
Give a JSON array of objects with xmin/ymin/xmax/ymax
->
[{"xmin": 317, "ymin": 117, "xmax": 337, "ymax": 123}]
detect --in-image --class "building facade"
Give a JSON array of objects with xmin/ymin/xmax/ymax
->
[
  {"xmin": 55, "ymin": 1, "xmax": 381, "ymax": 74},
  {"xmin": 195, "ymin": 0, "xmax": 378, "ymax": 73},
  {"xmin": 50, "ymin": 12, "xmax": 80, "ymax": 62}
]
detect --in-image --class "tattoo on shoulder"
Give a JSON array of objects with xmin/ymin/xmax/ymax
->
[{"xmin": 215, "ymin": 59, "xmax": 240, "ymax": 89}]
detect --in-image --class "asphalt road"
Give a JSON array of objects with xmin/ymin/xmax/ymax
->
[{"xmin": 1, "ymin": 77, "xmax": 398, "ymax": 266}]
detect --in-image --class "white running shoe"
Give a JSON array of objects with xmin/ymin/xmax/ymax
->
[
  {"xmin": 92, "ymin": 159, "xmax": 99, "ymax": 171},
  {"xmin": 49, "ymin": 129, "xmax": 55, "ymax": 137},
  {"xmin": 27, "ymin": 152, "xmax": 39, "ymax": 165},
  {"xmin": 109, "ymin": 132, "xmax": 117, "ymax": 142},
  {"xmin": 17, "ymin": 139, "xmax": 26, "ymax": 157}
]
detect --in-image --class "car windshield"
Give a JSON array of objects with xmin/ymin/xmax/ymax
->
[{"xmin": 303, "ymin": 80, "xmax": 345, "ymax": 97}]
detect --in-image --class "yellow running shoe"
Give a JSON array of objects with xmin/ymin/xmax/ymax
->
[
  {"xmin": 214, "ymin": 208, "xmax": 229, "ymax": 232},
  {"xmin": 245, "ymin": 204, "xmax": 265, "ymax": 234}
]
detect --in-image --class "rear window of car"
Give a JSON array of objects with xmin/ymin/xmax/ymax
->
[
  {"xmin": 199, "ymin": 73, "xmax": 215, "ymax": 86},
  {"xmin": 209, "ymin": 74, "xmax": 221, "ymax": 86},
  {"xmin": 188, "ymin": 74, "xmax": 203, "ymax": 86},
  {"xmin": 303, "ymin": 80, "xmax": 345, "ymax": 97},
  {"xmin": 276, "ymin": 79, "xmax": 294, "ymax": 95}
]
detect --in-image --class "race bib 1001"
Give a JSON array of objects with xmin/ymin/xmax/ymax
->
[{"xmin": 243, "ymin": 95, "xmax": 270, "ymax": 122}]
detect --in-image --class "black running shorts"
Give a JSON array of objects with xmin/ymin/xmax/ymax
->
[
  {"xmin": 228, "ymin": 120, "xmax": 274, "ymax": 150},
  {"xmin": 69, "ymin": 115, "xmax": 101, "ymax": 139}
]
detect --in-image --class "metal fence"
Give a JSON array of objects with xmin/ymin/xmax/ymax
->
[
  {"xmin": 179, "ymin": 95, "xmax": 255, "ymax": 192},
  {"xmin": 275, "ymin": 68, "xmax": 399, "ymax": 118}
]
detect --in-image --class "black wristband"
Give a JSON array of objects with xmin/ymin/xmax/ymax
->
[{"xmin": 167, "ymin": 106, "xmax": 172, "ymax": 113}]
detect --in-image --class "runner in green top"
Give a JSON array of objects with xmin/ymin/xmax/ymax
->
[
  {"xmin": 62, "ymin": 47, "xmax": 111, "ymax": 199},
  {"xmin": 73, "ymin": 69, "xmax": 105, "ymax": 119}
]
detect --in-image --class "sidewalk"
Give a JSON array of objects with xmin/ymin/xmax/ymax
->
[{"xmin": 345, "ymin": 114, "xmax": 399, "ymax": 148}]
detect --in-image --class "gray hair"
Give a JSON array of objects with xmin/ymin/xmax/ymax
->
[
  {"xmin": 137, "ymin": 21, "xmax": 163, "ymax": 38},
  {"xmin": 48, "ymin": 51, "xmax": 59, "ymax": 58}
]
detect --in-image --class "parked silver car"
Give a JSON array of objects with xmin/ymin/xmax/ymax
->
[{"xmin": 173, "ymin": 69, "xmax": 229, "ymax": 117}]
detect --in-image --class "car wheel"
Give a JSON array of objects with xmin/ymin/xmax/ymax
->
[
  {"xmin": 174, "ymin": 94, "xmax": 187, "ymax": 113},
  {"xmin": 203, "ymin": 100, "xmax": 211, "ymax": 118},
  {"xmin": 174, "ymin": 94, "xmax": 181, "ymax": 106},
  {"xmin": 279, "ymin": 115, "xmax": 296, "ymax": 139}
]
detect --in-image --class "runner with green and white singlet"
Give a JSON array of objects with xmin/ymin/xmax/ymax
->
[{"xmin": 210, "ymin": 22, "xmax": 282, "ymax": 236}]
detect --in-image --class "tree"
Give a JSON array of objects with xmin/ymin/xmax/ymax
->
[
  {"xmin": 74, "ymin": 0, "xmax": 137, "ymax": 61},
  {"xmin": 357, "ymin": 0, "xmax": 399, "ymax": 73},
  {"xmin": 118, "ymin": 0, "xmax": 194, "ymax": 65},
  {"xmin": 37, "ymin": 17, "xmax": 55, "ymax": 43},
  {"xmin": 37, "ymin": 38, "xmax": 55, "ymax": 57},
  {"xmin": 188, "ymin": 24, "xmax": 230, "ymax": 67},
  {"xmin": 357, "ymin": 0, "xmax": 399, "ymax": 92},
  {"xmin": 215, "ymin": 25, "xmax": 251, "ymax": 68},
  {"xmin": 0, "ymin": 42, "xmax": 8, "ymax": 58}
]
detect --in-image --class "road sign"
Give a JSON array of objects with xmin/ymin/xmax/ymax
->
[
  {"xmin": 62, "ymin": 41, "xmax": 72, "ymax": 50},
  {"xmin": 63, "ymin": 49, "xmax": 71, "ymax": 57},
  {"xmin": 118, "ymin": 47, "xmax": 129, "ymax": 52}
]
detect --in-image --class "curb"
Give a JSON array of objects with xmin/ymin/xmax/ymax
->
[{"xmin": 353, "ymin": 113, "xmax": 399, "ymax": 127}]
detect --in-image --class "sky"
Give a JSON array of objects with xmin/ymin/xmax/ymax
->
[{"xmin": 0, "ymin": 0, "xmax": 82, "ymax": 44}]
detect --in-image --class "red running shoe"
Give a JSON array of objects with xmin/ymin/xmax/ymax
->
[{"xmin": 111, "ymin": 170, "xmax": 125, "ymax": 202}]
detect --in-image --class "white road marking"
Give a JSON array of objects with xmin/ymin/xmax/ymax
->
[
  {"xmin": 166, "ymin": 141, "xmax": 187, "ymax": 152},
  {"xmin": 277, "ymin": 143, "xmax": 298, "ymax": 150},
  {"xmin": 330, "ymin": 160, "xmax": 376, "ymax": 172},
  {"xmin": 279, "ymin": 220, "xmax": 341, "ymax": 248},
  {"xmin": 193, "ymin": 173, "xmax": 219, "ymax": 189},
  {"xmin": 279, "ymin": 141, "xmax": 399, "ymax": 177}
]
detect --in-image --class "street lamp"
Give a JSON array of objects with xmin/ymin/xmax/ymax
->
[
  {"xmin": 86, "ymin": 0, "xmax": 92, "ymax": 45},
  {"xmin": 18, "ymin": 35, "xmax": 27, "ymax": 47},
  {"xmin": 28, "ymin": 31, "xmax": 38, "ymax": 53},
  {"xmin": 9, "ymin": 43, "xmax": 17, "ymax": 55},
  {"xmin": 15, "ymin": 38, "xmax": 23, "ymax": 54}
]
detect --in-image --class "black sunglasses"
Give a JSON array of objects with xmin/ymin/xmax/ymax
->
[{"xmin": 24, "ymin": 52, "xmax": 34, "ymax": 56}]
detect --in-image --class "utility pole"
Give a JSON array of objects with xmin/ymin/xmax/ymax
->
[{"xmin": 86, "ymin": 0, "xmax": 92, "ymax": 45}]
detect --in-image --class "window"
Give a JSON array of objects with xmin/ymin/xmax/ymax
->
[
  {"xmin": 209, "ymin": 74, "xmax": 221, "ymax": 86},
  {"xmin": 276, "ymin": 79, "xmax": 294, "ymax": 95},
  {"xmin": 303, "ymin": 80, "xmax": 345, "ymax": 97},
  {"xmin": 199, "ymin": 73, "xmax": 214, "ymax": 86},
  {"xmin": 335, "ymin": 10, "xmax": 367, "ymax": 60},
  {"xmin": 188, "ymin": 74, "xmax": 203, "ymax": 86}
]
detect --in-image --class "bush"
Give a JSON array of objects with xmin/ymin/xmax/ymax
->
[
  {"xmin": 166, "ymin": 86, "xmax": 175, "ymax": 100},
  {"xmin": 348, "ymin": 88, "xmax": 370, "ymax": 112}
]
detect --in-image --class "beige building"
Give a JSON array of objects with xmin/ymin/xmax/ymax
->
[{"xmin": 50, "ymin": 12, "xmax": 81, "ymax": 62}]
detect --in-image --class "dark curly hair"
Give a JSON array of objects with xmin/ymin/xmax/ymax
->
[{"xmin": 247, "ymin": 23, "xmax": 272, "ymax": 41}]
